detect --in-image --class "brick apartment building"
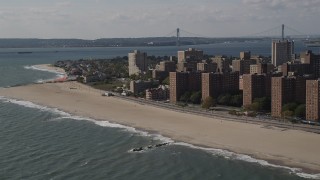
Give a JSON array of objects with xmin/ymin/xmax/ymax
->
[
  {"xmin": 281, "ymin": 63, "xmax": 312, "ymax": 76},
  {"xmin": 211, "ymin": 56, "xmax": 231, "ymax": 73},
  {"xmin": 169, "ymin": 72, "xmax": 202, "ymax": 103},
  {"xmin": 250, "ymin": 63, "xmax": 274, "ymax": 75},
  {"xmin": 128, "ymin": 50, "xmax": 148, "ymax": 76},
  {"xmin": 202, "ymin": 72, "xmax": 239, "ymax": 101},
  {"xmin": 232, "ymin": 59, "xmax": 257, "ymax": 75},
  {"xmin": 240, "ymin": 51, "xmax": 251, "ymax": 60},
  {"xmin": 306, "ymin": 79, "xmax": 320, "ymax": 122},
  {"xmin": 271, "ymin": 76, "xmax": 310, "ymax": 118},
  {"xmin": 178, "ymin": 48, "xmax": 203, "ymax": 63},
  {"xmin": 197, "ymin": 62, "xmax": 217, "ymax": 73},
  {"xmin": 243, "ymin": 74, "xmax": 272, "ymax": 107}
]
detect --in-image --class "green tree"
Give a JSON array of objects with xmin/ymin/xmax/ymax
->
[
  {"xmin": 142, "ymin": 70, "xmax": 152, "ymax": 80},
  {"xmin": 230, "ymin": 94, "xmax": 243, "ymax": 107},
  {"xmin": 190, "ymin": 91, "xmax": 202, "ymax": 104},
  {"xmin": 202, "ymin": 96, "xmax": 216, "ymax": 109},
  {"xmin": 245, "ymin": 97, "xmax": 271, "ymax": 112},
  {"xmin": 130, "ymin": 74, "xmax": 139, "ymax": 80},
  {"xmin": 282, "ymin": 103, "xmax": 298, "ymax": 112},
  {"xmin": 254, "ymin": 97, "xmax": 271, "ymax": 111},
  {"xmin": 294, "ymin": 104, "xmax": 306, "ymax": 118},
  {"xmin": 282, "ymin": 110, "xmax": 294, "ymax": 118},
  {"xmin": 162, "ymin": 76, "xmax": 170, "ymax": 85},
  {"xmin": 217, "ymin": 94, "xmax": 232, "ymax": 105},
  {"xmin": 180, "ymin": 91, "xmax": 192, "ymax": 102},
  {"xmin": 248, "ymin": 102, "xmax": 260, "ymax": 112}
]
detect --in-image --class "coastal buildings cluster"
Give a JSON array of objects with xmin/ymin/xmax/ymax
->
[
  {"xmin": 128, "ymin": 40, "xmax": 320, "ymax": 122},
  {"xmin": 54, "ymin": 39, "xmax": 320, "ymax": 123}
]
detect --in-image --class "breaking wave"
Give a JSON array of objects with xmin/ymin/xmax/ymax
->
[{"xmin": 0, "ymin": 96, "xmax": 319, "ymax": 179}]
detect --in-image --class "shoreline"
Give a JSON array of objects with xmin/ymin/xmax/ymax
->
[
  {"xmin": 1, "ymin": 64, "xmax": 320, "ymax": 178},
  {"xmin": 33, "ymin": 64, "xmax": 66, "ymax": 74},
  {"xmin": 1, "ymin": 82, "xmax": 320, "ymax": 177}
]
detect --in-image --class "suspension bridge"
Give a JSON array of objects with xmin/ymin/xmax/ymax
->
[{"xmin": 161, "ymin": 24, "xmax": 320, "ymax": 47}]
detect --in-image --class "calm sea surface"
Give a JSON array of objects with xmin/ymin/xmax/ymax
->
[{"xmin": 0, "ymin": 41, "xmax": 319, "ymax": 180}]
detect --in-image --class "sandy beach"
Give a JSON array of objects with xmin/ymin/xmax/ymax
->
[{"xmin": 1, "ymin": 66, "xmax": 320, "ymax": 175}]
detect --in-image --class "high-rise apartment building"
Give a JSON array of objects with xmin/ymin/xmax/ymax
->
[
  {"xmin": 212, "ymin": 56, "xmax": 231, "ymax": 73},
  {"xmin": 177, "ymin": 48, "xmax": 203, "ymax": 63},
  {"xmin": 306, "ymin": 79, "xmax": 320, "ymax": 122},
  {"xmin": 157, "ymin": 61, "xmax": 176, "ymax": 72},
  {"xmin": 280, "ymin": 51, "xmax": 320, "ymax": 77},
  {"xmin": 128, "ymin": 50, "xmax": 148, "ymax": 76},
  {"xmin": 197, "ymin": 62, "xmax": 217, "ymax": 73},
  {"xmin": 176, "ymin": 62, "xmax": 197, "ymax": 72},
  {"xmin": 232, "ymin": 59, "xmax": 256, "ymax": 75},
  {"xmin": 240, "ymin": 51, "xmax": 251, "ymax": 60},
  {"xmin": 271, "ymin": 40, "xmax": 294, "ymax": 67},
  {"xmin": 295, "ymin": 76, "xmax": 312, "ymax": 104},
  {"xmin": 271, "ymin": 76, "xmax": 309, "ymax": 117},
  {"xmin": 202, "ymin": 72, "xmax": 239, "ymax": 101},
  {"xmin": 271, "ymin": 76, "xmax": 295, "ymax": 117},
  {"xmin": 308, "ymin": 51, "xmax": 320, "ymax": 78},
  {"xmin": 300, "ymin": 50, "xmax": 313, "ymax": 64},
  {"xmin": 250, "ymin": 63, "xmax": 274, "ymax": 75},
  {"xmin": 281, "ymin": 63, "xmax": 312, "ymax": 77},
  {"xmin": 243, "ymin": 74, "xmax": 271, "ymax": 107},
  {"xmin": 169, "ymin": 72, "xmax": 202, "ymax": 103}
]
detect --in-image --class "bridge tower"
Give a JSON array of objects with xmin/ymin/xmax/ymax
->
[
  {"xmin": 282, "ymin": 24, "xmax": 285, "ymax": 40},
  {"xmin": 176, "ymin": 28, "xmax": 180, "ymax": 46}
]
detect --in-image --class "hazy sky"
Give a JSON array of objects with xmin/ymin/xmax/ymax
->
[{"xmin": 0, "ymin": 0, "xmax": 319, "ymax": 39}]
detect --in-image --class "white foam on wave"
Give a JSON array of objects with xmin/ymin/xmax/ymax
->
[
  {"xmin": 57, "ymin": 116, "xmax": 174, "ymax": 143},
  {"xmin": 24, "ymin": 65, "xmax": 65, "ymax": 84},
  {"xmin": 1, "ymin": 96, "xmax": 319, "ymax": 179},
  {"xmin": 0, "ymin": 96, "xmax": 70, "ymax": 117},
  {"xmin": 24, "ymin": 65, "xmax": 66, "ymax": 82},
  {"xmin": 174, "ymin": 142, "xmax": 320, "ymax": 179},
  {"xmin": 24, "ymin": 65, "xmax": 65, "ymax": 76},
  {"xmin": 296, "ymin": 173, "xmax": 320, "ymax": 180},
  {"xmin": 0, "ymin": 96, "xmax": 173, "ymax": 143}
]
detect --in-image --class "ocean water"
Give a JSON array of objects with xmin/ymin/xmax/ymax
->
[{"xmin": 0, "ymin": 42, "xmax": 319, "ymax": 180}]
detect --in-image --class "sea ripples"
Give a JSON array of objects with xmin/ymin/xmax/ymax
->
[{"xmin": 0, "ymin": 98, "xmax": 319, "ymax": 179}]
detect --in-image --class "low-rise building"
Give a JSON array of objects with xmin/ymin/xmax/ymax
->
[
  {"xmin": 130, "ymin": 80, "xmax": 158, "ymax": 95},
  {"xmin": 146, "ymin": 85, "xmax": 170, "ymax": 100}
]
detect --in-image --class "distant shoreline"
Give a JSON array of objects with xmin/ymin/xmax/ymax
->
[{"xmin": 0, "ymin": 37, "xmax": 283, "ymax": 49}]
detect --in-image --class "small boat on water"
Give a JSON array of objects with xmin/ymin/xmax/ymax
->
[{"xmin": 18, "ymin": 52, "xmax": 33, "ymax": 54}]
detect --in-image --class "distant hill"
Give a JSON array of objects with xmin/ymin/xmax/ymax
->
[{"xmin": 0, "ymin": 37, "xmax": 266, "ymax": 48}]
